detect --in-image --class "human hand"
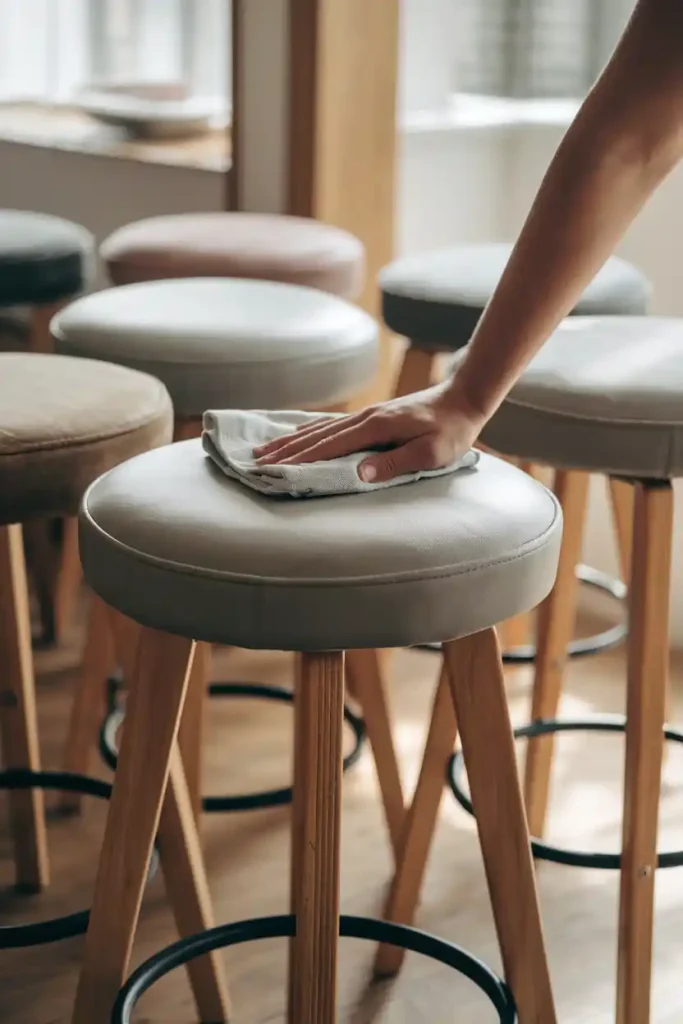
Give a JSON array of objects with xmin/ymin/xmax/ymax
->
[{"xmin": 253, "ymin": 381, "xmax": 485, "ymax": 482}]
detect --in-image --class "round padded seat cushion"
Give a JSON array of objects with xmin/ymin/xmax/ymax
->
[
  {"xmin": 52, "ymin": 278, "xmax": 379, "ymax": 418},
  {"xmin": 381, "ymin": 243, "xmax": 651, "ymax": 349},
  {"xmin": 79, "ymin": 441, "xmax": 562, "ymax": 651},
  {"xmin": 0, "ymin": 353, "xmax": 172, "ymax": 525},
  {"xmin": 0, "ymin": 210, "xmax": 94, "ymax": 306},
  {"xmin": 453, "ymin": 317, "xmax": 683, "ymax": 478},
  {"xmin": 101, "ymin": 213, "xmax": 366, "ymax": 299}
]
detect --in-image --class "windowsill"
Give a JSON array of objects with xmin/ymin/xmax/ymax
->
[
  {"xmin": 0, "ymin": 101, "xmax": 230, "ymax": 172},
  {"xmin": 401, "ymin": 92, "xmax": 581, "ymax": 136}
]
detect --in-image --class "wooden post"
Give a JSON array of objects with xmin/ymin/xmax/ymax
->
[{"xmin": 230, "ymin": 0, "xmax": 400, "ymax": 402}]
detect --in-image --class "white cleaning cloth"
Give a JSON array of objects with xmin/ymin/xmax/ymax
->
[{"xmin": 202, "ymin": 409, "xmax": 479, "ymax": 499}]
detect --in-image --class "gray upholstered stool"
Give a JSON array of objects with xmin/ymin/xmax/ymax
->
[
  {"xmin": 53, "ymin": 277, "xmax": 384, "ymax": 820},
  {"xmin": 398, "ymin": 316, "xmax": 682, "ymax": 1024},
  {"xmin": 382, "ymin": 242, "xmax": 651, "ymax": 658},
  {"xmin": 0, "ymin": 353, "xmax": 171, "ymax": 904},
  {"xmin": 101, "ymin": 212, "xmax": 365, "ymax": 299},
  {"xmin": 71, "ymin": 439, "xmax": 561, "ymax": 1024},
  {"xmin": 0, "ymin": 210, "xmax": 96, "ymax": 644}
]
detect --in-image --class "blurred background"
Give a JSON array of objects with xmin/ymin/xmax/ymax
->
[{"xmin": 3, "ymin": 0, "xmax": 683, "ymax": 640}]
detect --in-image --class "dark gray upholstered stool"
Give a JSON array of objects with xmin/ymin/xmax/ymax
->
[
  {"xmin": 0, "ymin": 210, "xmax": 96, "ymax": 645},
  {"xmin": 70, "ymin": 439, "xmax": 561, "ymax": 1024},
  {"xmin": 0, "ymin": 353, "xmax": 171, "ymax": 910},
  {"xmin": 101, "ymin": 212, "xmax": 365, "ymax": 299},
  {"xmin": 382, "ymin": 241, "xmax": 651, "ymax": 658},
  {"xmin": 395, "ymin": 316, "xmax": 682, "ymax": 1024}
]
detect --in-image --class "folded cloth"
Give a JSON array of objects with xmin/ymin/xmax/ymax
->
[{"xmin": 202, "ymin": 409, "xmax": 480, "ymax": 498}]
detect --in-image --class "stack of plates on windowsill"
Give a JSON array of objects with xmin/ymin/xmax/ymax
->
[{"xmin": 75, "ymin": 81, "xmax": 229, "ymax": 140}]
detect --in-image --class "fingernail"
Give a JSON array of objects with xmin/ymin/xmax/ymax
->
[{"xmin": 359, "ymin": 462, "xmax": 376, "ymax": 482}]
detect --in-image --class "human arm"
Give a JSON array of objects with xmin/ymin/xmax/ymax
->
[{"xmin": 256, "ymin": 0, "xmax": 683, "ymax": 481}]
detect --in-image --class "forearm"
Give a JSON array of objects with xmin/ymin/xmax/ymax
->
[{"xmin": 449, "ymin": 0, "xmax": 683, "ymax": 421}]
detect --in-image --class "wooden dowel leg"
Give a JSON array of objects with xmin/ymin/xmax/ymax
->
[
  {"xmin": 374, "ymin": 665, "xmax": 457, "ymax": 977},
  {"xmin": 616, "ymin": 481, "xmax": 672, "ymax": 1024},
  {"xmin": 54, "ymin": 518, "xmax": 83, "ymax": 643},
  {"xmin": 60, "ymin": 593, "xmax": 116, "ymax": 813},
  {"xmin": 609, "ymin": 477, "xmax": 635, "ymax": 584},
  {"xmin": 71, "ymin": 628, "xmax": 196, "ymax": 1024},
  {"xmin": 393, "ymin": 345, "xmax": 437, "ymax": 398},
  {"xmin": 287, "ymin": 651, "xmax": 345, "ymax": 1024},
  {"xmin": 178, "ymin": 641, "xmax": 211, "ymax": 821},
  {"xmin": 345, "ymin": 649, "xmax": 404, "ymax": 861},
  {"xmin": 524, "ymin": 470, "xmax": 589, "ymax": 839},
  {"xmin": 0, "ymin": 523, "xmax": 50, "ymax": 891},
  {"xmin": 444, "ymin": 629, "xmax": 557, "ymax": 1024},
  {"xmin": 158, "ymin": 742, "xmax": 232, "ymax": 1021}
]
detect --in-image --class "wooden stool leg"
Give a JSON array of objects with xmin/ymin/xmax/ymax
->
[
  {"xmin": 54, "ymin": 518, "xmax": 83, "ymax": 642},
  {"xmin": 71, "ymin": 627, "xmax": 228, "ymax": 1024},
  {"xmin": 345, "ymin": 649, "xmax": 404, "ymax": 860},
  {"xmin": 444, "ymin": 629, "xmax": 557, "ymax": 1024},
  {"xmin": 28, "ymin": 302, "xmax": 60, "ymax": 354},
  {"xmin": 616, "ymin": 481, "xmax": 672, "ymax": 1024},
  {"xmin": 374, "ymin": 664, "xmax": 457, "ymax": 978},
  {"xmin": 60, "ymin": 593, "xmax": 116, "ymax": 813},
  {"xmin": 158, "ymin": 741, "xmax": 232, "ymax": 1021},
  {"xmin": 393, "ymin": 345, "xmax": 437, "ymax": 398},
  {"xmin": 178, "ymin": 641, "xmax": 211, "ymax": 821},
  {"xmin": 609, "ymin": 477, "xmax": 634, "ymax": 583},
  {"xmin": 524, "ymin": 470, "xmax": 590, "ymax": 839},
  {"xmin": 288, "ymin": 651, "xmax": 345, "ymax": 1024},
  {"xmin": 0, "ymin": 523, "xmax": 50, "ymax": 891}
]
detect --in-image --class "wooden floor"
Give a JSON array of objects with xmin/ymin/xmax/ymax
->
[{"xmin": 2, "ymin": 607, "xmax": 683, "ymax": 1023}]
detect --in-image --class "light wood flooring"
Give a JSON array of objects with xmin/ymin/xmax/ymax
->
[{"xmin": 2, "ymin": 606, "xmax": 683, "ymax": 1023}]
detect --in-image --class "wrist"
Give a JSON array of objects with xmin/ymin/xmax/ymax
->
[{"xmin": 440, "ymin": 371, "xmax": 493, "ymax": 427}]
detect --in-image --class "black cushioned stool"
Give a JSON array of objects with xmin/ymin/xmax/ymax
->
[{"xmin": 70, "ymin": 438, "xmax": 562, "ymax": 1024}]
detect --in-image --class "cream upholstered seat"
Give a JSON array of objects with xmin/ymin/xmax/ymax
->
[
  {"xmin": 0, "ymin": 353, "xmax": 172, "ymax": 525},
  {"xmin": 52, "ymin": 278, "xmax": 378, "ymax": 418},
  {"xmin": 79, "ymin": 442, "xmax": 562, "ymax": 651},
  {"xmin": 0, "ymin": 210, "xmax": 94, "ymax": 307},
  {"xmin": 451, "ymin": 316, "xmax": 683, "ymax": 478},
  {"xmin": 101, "ymin": 212, "xmax": 365, "ymax": 299},
  {"xmin": 381, "ymin": 243, "xmax": 651, "ymax": 350}
]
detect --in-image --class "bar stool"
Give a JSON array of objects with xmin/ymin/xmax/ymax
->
[
  {"xmin": 393, "ymin": 317, "xmax": 683, "ymax": 1024},
  {"xmin": 381, "ymin": 242, "xmax": 651, "ymax": 659},
  {"xmin": 101, "ymin": 211, "xmax": 365, "ymax": 298},
  {"xmin": 70, "ymin": 437, "xmax": 562, "ymax": 1024},
  {"xmin": 51, "ymin": 277, "xmax": 403, "ymax": 837},
  {"xmin": 0, "ymin": 210, "xmax": 96, "ymax": 644},
  {"xmin": 0, "ymin": 352, "xmax": 171, "ymax": 916}
]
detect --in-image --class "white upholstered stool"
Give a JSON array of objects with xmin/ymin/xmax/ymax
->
[
  {"xmin": 70, "ymin": 439, "xmax": 561, "ymax": 1024},
  {"xmin": 398, "ymin": 316, "xmax": 683, "ymax": 1024}
]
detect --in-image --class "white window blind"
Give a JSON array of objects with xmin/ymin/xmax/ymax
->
[
  {"xmin": 456, "ymin": 0, "xmax": 636, "ymax": 99},
  {"xmin": 0, "ymin": 0, "xmax": 229, "ymax": 106}
]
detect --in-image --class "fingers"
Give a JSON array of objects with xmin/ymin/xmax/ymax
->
[
  {"xmin": 358, "ymin": 436, "xmax": 441, "ymax": 483},
  {"xmin": 254, "ymin": 411, "xmax": 364, "ymax": 460},
  {"xmin": 255, "ymin": 411, "xmax": 373, "ymax": 464},
  {"xmin": 270, "ymin": 419, "xmax": 383, "ymax": 465}
]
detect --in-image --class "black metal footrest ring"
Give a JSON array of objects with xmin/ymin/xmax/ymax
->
[
  {"xmin": 100, "ymin": 680, "xmax": 366, "ymax": 813},
  {"xmin": 0, "ymin": 769, "xmax": 159, "ymax": 949},
  {"xmin": 416, "ymin": 563, "xmax": 628, "ymax": 664},
  {"xmin": 112, "ymin": 913, "xmax": 516, "ymax": 1024},
  {"xmin": 448, "ymin": 714, "xmax": 683, "ymax": 870}
]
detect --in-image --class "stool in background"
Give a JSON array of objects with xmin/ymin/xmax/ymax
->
[
  {"xmin": 101, "ymin": 211, "xmax": 365, "ymax": 299},
  {"xmin": 71, "ymin": 438, "xmax": 562, "ymax": 1024},
  {"xmin": 0, "ymin": 210, "xmax": 96, "ymax": 645},
  {"xmin": 381, "ymin": 241, "xmax": 651, "ymax": 655},
  {"xmin": 0, "ymin": 353, "xmax": 171, "ymax": 901},
  {"xmin": 398, "ymin": 316, "xmax": 683, "ymax": 1024},
  {"xmin": 53, "ymin": 278, "xmax": 403, "ymax": 842}
]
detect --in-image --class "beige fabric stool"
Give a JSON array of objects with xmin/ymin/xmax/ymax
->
[
  {"xmin": 450, "ymin": 316, "xmax": 683, "ymax": 1024},
  {"xmin": 101, "ymin": 212, "xmax": 365, "ymax": 299},
  {"xmin": 71, "ymin": 438, "xmax": 561, "ymax": 1024},
  {"xmin": 0, "ymin": 353, "xmax": 171, "ymax": 892}
]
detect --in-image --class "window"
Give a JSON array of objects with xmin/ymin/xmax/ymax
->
[
  {"xmin": 0, "ymin": 0, "xmax": 229, "ymax": 108},
  {"xmin": 456, "ymin": 0, "xmax": 636, "ymax": 100}
]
